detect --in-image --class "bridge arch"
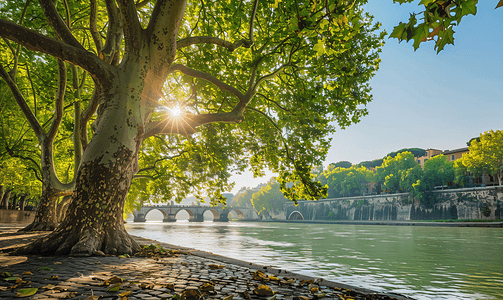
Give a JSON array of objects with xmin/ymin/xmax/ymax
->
[
  {"xmin": 227, "ymin": 209, "xmax": 245, "ymax": 220},
  {"xmin": 144, "ymin": 208, "xmax": 168, "ymax": 220},
  {"xmin": 288, "ymin": 211, "xmax": 304, "ymax": 221},
  {"xmin": 174, "ymin": 208, "xmax": 195, "ymax": 220}
]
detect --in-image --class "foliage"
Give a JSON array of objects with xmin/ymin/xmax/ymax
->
[
  {"xmin": 457, "ymin": 130, "xmax": 503, "ymax": 186},
  {"xmin": 250, "ymin": 178, "xmax": 289, "ymax": 215},
  {"xmin": 376, "ymin": 151, "xmax": 416, "ymax": 192},
  {"xmin": 329, "ymin": 161, "xmax": 353, "ymax": 169},
  {"xmin": 391, "ymin": 0, "xmax": 502, "ymax": 53},
  {"xmin": 357, "ymin": 158, "xmax": 383, "ymax": 169},
  {"xmin": 400, "ymin": 155, "xmax": 454, "ymax": 207},
  {"xmin": 229, "ymin": 185, "xmax": 264, "ymax": 208},
  {"xmin": 318, "ymin": 165, "xmax": 374, "ymax": 198},
  {"xmin": 386, "ymin": 148, "xmax": 426, "ymax": 158}
]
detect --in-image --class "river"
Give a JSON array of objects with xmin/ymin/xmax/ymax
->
[{"xmin": 125, "ymin": 221, "xmax": 503, "ymax": 300}]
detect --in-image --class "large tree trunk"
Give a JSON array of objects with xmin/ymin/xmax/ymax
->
[
  {"xmin": 56, "ymin": 195, "xmax": 71, "ymax": 223},
  {"xmin": 19, "ymin": 88, "xmax": 143, "ymax": 256},
  {"xmin": 1, "ymin": 188, "xmax": 12, "ymax": 210},
  {"xmin": 19, "ymin": 185, "xmax": 59, "ymax": 231}
]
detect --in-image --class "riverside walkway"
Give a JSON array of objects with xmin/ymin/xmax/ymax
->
[{"xmin": 0, "ymin": 223, "xmax": 412, "ymax": 300}]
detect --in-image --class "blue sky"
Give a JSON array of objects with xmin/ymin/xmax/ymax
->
[{"xmin": 229, "ymin": 1, "xmax": 503, "ymax": 194}]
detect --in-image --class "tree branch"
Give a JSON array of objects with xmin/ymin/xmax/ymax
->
[
  {"xmin": 143, "ymin": 110, "xmax": 245, "ymax": 139},
  {"xmin": 177, "ymin": 36, "xmax": 252, "ymax": 51},
  {"xmin": 249, "ymin": 0, "xmax": 259, "ymax": 45},
  {"xmin": 256, "ymin": 92, "xmax": 293, "ymax": 114},
  {"xmin": 38, "ymin": 0, "xmax": 84, "ymax": 49},
  {"xmin": 254, "ymin": 62, "xmax": 292, "ymax": 91},
  {"xmin": 170, "ymin": 64, "xmax": 245, "ymax": 101},
  {"xmin": 47, "ymin": 60, "xmax": 66, "ymax": 142},
  {"xmin": 0, "ymin": 63, "xmax": 44, "ymax": 141},
  {"xmin": 101, "ymin": 0, "xmax": 123, "ymax": 65},
  {"xmin": 116, "ymin": 0, "xmax": 143, "ymax": 57},
  {"xmin": 135, "ymin": 0, "xmax": 152, "ymax": 8},
  {"xmin": 0, "ymin": 19, "xmax": 113, "ymax": 82},
  {"xmin": 89, "ymin": 0, "xmax": 103, "ymax": 53},
  {"xmin": 137, "ymin": 151, "xmax": 187, "ymax": 173}
]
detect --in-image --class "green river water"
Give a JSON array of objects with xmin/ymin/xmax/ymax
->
[{"xmin": 125, "ymin": 221, "xmax": 503, "ymax": 300}]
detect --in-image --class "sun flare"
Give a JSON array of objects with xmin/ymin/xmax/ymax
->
[{"xmin": 169, "ymin": 106, "xmax": 182, "ymax": 117}]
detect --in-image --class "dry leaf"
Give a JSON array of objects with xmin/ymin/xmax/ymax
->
[
  {"xmin": 254, "ymin": 285, "xmax": 274, "ymax": 296},
  {"xmin": 119, "ymin": 290, "xmax": 131, "ymax": 297},
  {"xmin": 41, "ymin": 284, "xmax": 56, "ymax": 290},
  {"xmin": 22, "ymin": 271, "xmax": 32, "ymax": 276}
]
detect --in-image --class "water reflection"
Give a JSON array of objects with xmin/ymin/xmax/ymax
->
[{"xmin": 126, "ymin": 222, "xmax": 503, "ymax": 300}]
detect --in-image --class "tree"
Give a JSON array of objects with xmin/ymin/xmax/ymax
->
[
  {"xmin": 250, "ymin": 178, "xmax": 289, "ymax": 216},
  {"xmin": 318, "ymin": 165, "xmax": 374, "ymax": 198},
  {"xmin": 458, "ymin": 130, "xmax": 503, "ymax": 186},
  {"xmin": 329, "ymin": 161, "xmax": 353, "ymax": 169},
  {"xmin": 391, "ymin": 0, "xmax": 502, "ymax": 53},
  {"xmin": 1, "ymin": 0, "xmax": 384, "ymax": 255},
  {"xmin": 376, "ymin": 151, "xmax": 416, "ymax": 192}
]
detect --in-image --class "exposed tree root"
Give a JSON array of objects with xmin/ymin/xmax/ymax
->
[
  {"xmin": 17, "ymin": 223, "xmax": 140, "ymax": 256},
  {"xmin": 18, "ymin": 221, "xmax": 57, "ymax": 232}
]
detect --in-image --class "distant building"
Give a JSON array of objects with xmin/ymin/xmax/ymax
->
[
  {"xmin": 415, "ymin": 148, "xmax": 442, "ymax": 168},
  {"xmin": 442, "ymin": 147, "xmax": 469, "ymax": 162}
]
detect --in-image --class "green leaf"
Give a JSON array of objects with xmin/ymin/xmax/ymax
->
[
  {"xmin": 107, "ymin": 283, "xmax": 121, "ymax": 292},
  {"xmin": 313, "ymin": 40, "xmax": 325, "ymax": 56},
  {"xmin": 390, "ymin": 23, "xmax": 406, "ymax": 40},
  {"xmin": 15, "ymin": 288, "xmax": 38, "ymax": 297},
  {"xmin": 4, "ymin": 277, "xmax": 20, "ymax": 281},
  {"xmin": 37, "ymin": 267, "xmax": 54, "ymax": 271},
  {"xmin": 461, "ymin": 0, "xmax": 478, "ymax": 17},
  {"xmin": 419, "ymin": 0, "xmax": 436, "ymax": 5}
]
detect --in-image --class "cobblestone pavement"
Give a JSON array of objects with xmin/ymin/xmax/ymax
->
[{"xmin": 1, "ymin": 224, "xmax": 412, "ymax": 300}]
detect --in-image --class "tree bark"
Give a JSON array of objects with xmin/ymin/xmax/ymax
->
[
  {"xmin": 19, "ymin": 86, "xmax": 143, "ymax": 255},
  {"xmin": 56, "ymin": 195, "xmax": 71, "ymax": 223},
  {"xmin": 2, "ymin": 188, "xmax": 12, "ymax": 210},
  {"xmin": 19, "ymin": 194, "xmax": 27, "ymax": 211},
  {"xmin": 19, "ymin": 184, "xmax": 60, "ymax": 231}
]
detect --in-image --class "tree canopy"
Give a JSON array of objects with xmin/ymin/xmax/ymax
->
[{"xmin": 457, "ymin": 130, "xmax": 503, "ymax": 186}]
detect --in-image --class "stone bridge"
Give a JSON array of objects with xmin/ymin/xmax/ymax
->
[{"xmin": 132, "ymin": 205, "xmax": 259, "ymax": 222}]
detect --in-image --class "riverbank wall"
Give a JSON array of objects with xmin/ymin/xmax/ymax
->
[
  {"xmin": 275, "ymin": 186, "xmax": 503, "ymax": 221},
  {"xmin": 0, "ymin": 209, "xmax": 35, "ymax": 224}
]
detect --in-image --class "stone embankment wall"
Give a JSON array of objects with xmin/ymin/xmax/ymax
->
[
  {"xmin": 276, "ymin": 186, "xmax": 502, "ymax": 221},
  {"xmin": 0, "ymin": 209, "xmax": 35, "ymax": 223}
]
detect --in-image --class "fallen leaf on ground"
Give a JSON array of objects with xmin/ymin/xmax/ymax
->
[
  {"xmin": 1, "ymin": 272, "xmax": 11, "ymax": 277},
  {"xmin": 100, "ymin": 276, "xmax": 123, "ymax": 286},
  {"xmin": 223, "ymin": 295, "xmax": 234, "ymax": 300},
  {"xmin": 22, "ymin": 271, "xmax": 32, "ymax": 276},
  {"xmin": 107, "ymin": 283, "xmax": 121, "ymax": 292},
  {"xmin": 4, "ymin": 276, "xmax": 20, "ymax": 281},
  {"xmin": 139, "ymin": 282, "xmax": 154, "ymax": 289},
  {"xmin": 166, "ymin": 283, "xmax": 175, "ymax": 290},
  {"xmin": 14, "ymin": 287, "xmax": 38, "ymax": 297},
  {"xmin": 54, "ymin": 262, "xmax": 62, "ymax": 265},
  {"xmin": 254, "ymin": 285, "xmax": 274, "ymax": 296},
  {"xmin": 119, "ymin": 290, "xmax": 131, "ymax": 297},
  {"xmin": 253, "ymin": 270, "xmax": 269, "ymax": 281},
  {"xmin": 37, "ymin": 267, "xmax": 53, "ymax": 271},
  {"xmin": 200, "ymin": 282, "xmax": 214, "ymax": 292},
  {"xmin": 44, "ymin": 275, "xmax": 58, "ymax": 280},
  {"xmin": 208, "ymin": 264, "xmax": 224, "ymax": 270},
  {"xmin": 41, "ymin": 284, "xmax": 56, "ymax": 290},
  {"xmin": 181, "ymin": 288, "xmax": 201, "ymax": 300}
]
